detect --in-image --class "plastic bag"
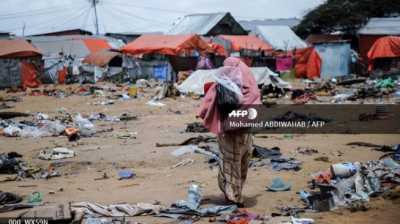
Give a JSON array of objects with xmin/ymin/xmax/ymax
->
[
  {"xmin": 3, "ymin": 126, "xmax": 22, "ymax": 137},
  {"xmin": 74, "ymin": 114, "xmax": 96, "ymax": 137},
  {"xmin": 216, "ymin": 83, "xmax": 240, "ymax": 118},
  {"xmin": 212, "ymin": 67, "xmax": 242, "ymax": 98},
  {"xmin": 40, "ymin": 120, "xmax": 65, "ymax": 136},
  {"xmin": 20, "ymin": 126, "xmax": 50, "ymax": 138}
]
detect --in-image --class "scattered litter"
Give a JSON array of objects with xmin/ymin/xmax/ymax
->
[
  {"xmin": 71, "ymin": 202, "xmax": 163, "ymax": 218},
  {"xmin": 38, "ymin": 147, "xmax": 75, "ymax": 160},
  {"xmin": 185, "ymin": 122, "xmax": 208, "ymax": 133},
  {"xmin": 28, "ymin": 192, "xmax": 43, "ymax": 204},
  {"xmin": 156, "ymin": 135, "xmax": 216, "ymax": 147},
  {"xmin": 271, "ymin": 157, "xmax": 302, "ymax": 171},
  {"xmin": 252, "ymin": 145, "xmax": 282, "ymax": 159},
  {"xmin": 118, "ymin": 169, "xmax": 135, "ymax": 180},
  {"xmin": 171, "ymin": 159, "xmax": 194, "ymax": 169},
  {"xmin": 0, "ymin": 191, "xmax": 22, "ymax": 205},
  {"xmin": 314, "ymin": 156, "xmax": 330, "ymax": 163},
  {"xmin": 267, "ymin": 177, "xmax": 291, "ymax": 192},
  {"xmin": 146, "ymin": 100, "xmax": 165, "ymax": 107},
  {"xmin": 159, "ymin": 184, "xmax": 237, "ymax": 218},
  {"xmin": 296, "ymin": 147, "xmax": 318, "ymax": 155},
  {"xmin": 171, "ymin": 145, "xmax": 200, "ymax": 157},
  {"xmin": 74, "ymin": 114, "xmax": 96, "ymax": 137}
]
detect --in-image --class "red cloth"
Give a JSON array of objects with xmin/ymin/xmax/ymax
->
[
  {"xmin": 294, "ymin": 47, "xmax": 321, "ymax": 79},
  {"xmin": 197, "ymin": 57, "xmax": 261, "ymax": 135},
  {"xmin": 367, "ymin": 36, "xmax": 400, "ymax": 71},
  {"xmin": 21, "ymin": 62, "xmax": 41, "ymax": 89},
  {"xmin": 57, "ymin": 67, "xmax": 68, "ymax": 84}
]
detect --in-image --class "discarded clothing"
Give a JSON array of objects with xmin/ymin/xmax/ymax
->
[
  {"xmin": 185, "ymin": 122, "xmax": 209, "ymax": 133},
  {"xmin": 156, "ymin": 135, "xmax": 216, "ymax": 147},
  {"xmin": 38, "ymin": 147, "xmax": 75, "ymax": 160},
  {"xmin": 160, "ymin": 184, "xmax": 237, "ymax": 218},
  {"xmin": 0, "ymin": 191, "xmax": 22, "ymax": 205},
  {"xmin": 271, "ymin": 157, "xmax": 302, "ymax": 171},
  {"xmin": 252, "ymin": 145, "xmax": 281, "ymax": 159},
  {"xmin": 71, "ymin": 202, "xmax": 164, "ymax": 218}
]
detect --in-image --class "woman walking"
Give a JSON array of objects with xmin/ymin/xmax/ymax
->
[{"xmin": 198, "ymin": 57, "xmax": 261, "ymax": 206}]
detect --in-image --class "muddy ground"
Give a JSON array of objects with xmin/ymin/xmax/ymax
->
[{"xmin": 0, "ymin": 85, "xmax": 399, "ymax": 224}]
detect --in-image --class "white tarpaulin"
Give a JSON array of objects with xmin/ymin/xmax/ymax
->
[{"xmin": 178, "ymin": 67, "xmax": 291, "ymax": 95}]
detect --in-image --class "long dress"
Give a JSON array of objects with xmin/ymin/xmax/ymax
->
[{"xmin": 217, "ymin": 132, "xmax": 252, "ymax": 204}]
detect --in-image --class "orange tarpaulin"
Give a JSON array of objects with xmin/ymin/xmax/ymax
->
[
  {"xmin": 83, "ymin": 49, "xmax": 120, "ymax": 67},
  {"xmin": 294, "ymin": 47, "xmax": 321, "ymax": 79},
  {"xmin": 367, "ymin": 36, "xmax": 400, "ymax": 71},
  {"xmin": 21, "ymin": 62, "xmax": 41, "ymax": 89},
  {"xmin": 0, "ymin": 39, "xmax": 41, "ymax": 58},
  {"xmin": 121, "ymin": 34, "xmax": 214, "ymax": 56},
  {"xmin": 83, "ymin": 39, "xmax": 111, "ymax": 54},
  {"xmin": 218, "ymin": 35, "xmax": 273, "ymax": 52}
]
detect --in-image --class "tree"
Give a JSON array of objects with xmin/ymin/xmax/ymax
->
[{"xmin": 295, "ymin": 0, "xmax": 400, "ymax": 38}]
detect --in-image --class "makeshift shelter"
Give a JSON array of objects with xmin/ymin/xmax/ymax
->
[
  {"xmin": 314, "ymin": 41, "xmax": 351, "ymax": 79},
  {"xmin": 27, "ymin": 35, "xmax": 114, "ymax": 83},
  {"xmin": 167, "ymin": 12, "xmax": 247, "ymax": 36},
  {"xmin": 82, "ymin": 49, "xmax": 123, "ymax": 81},
  {"xmin": 122, "ymin": 34, "xmax": 215, "ymax": 56},
  {"xmin": 358, "ymin": 17, "xmax": 400, "ymax": 61},
  {"xmin": 177, "ymin": 66, "xmax": 291, "ymax": 95},
  {"xmin": 213, "ymin": 35, "xmax": 273, "ymax": 67},
  {"xmin": 0, "ymin": 31, "xmax": 10, "ymax": 39},
  {"xmin": 217, "ymin": 35, "xmax": 272, "ymax": 52},
  {"xmin": 254, "ymin": 25, "xmax": 307, "ymax": 51},
  {"xmin": 0, "ymin": 39, "xmax": 42, "ymax": 89},
  {"xmin": 294, "ymin": 47, "xmax": 321, "ymax": 79},
  {"xmin": 367, "ymin": 36, "xmax": 400, "ymax": 71},
  {"xmin": 121, "ymin": 34, "xmax": 220, "ymax": 81}
]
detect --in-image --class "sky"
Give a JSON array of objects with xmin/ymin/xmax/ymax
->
[{"xmin": 0, "ymin": 0, "xmax": 325, "ymax": 36}]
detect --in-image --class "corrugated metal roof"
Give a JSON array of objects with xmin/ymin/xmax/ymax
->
[
  {"xmin": 358, "ymin": 17, "xmax": 400, "ymax": 35},
  {"xmin": 167, "ymin": 12, "xmax": 227, "ymax": 35},
  {"xmin": 254, "ymin": 25, "xmax": 307, "ymax": 50},
  {"xmin": 26, "ymin": 35, "xmax": 115, "ymax": 59}
]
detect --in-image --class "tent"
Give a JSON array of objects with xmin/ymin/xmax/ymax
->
[
  {"xmin": 177, "ymin": 66, "xmax": 290, "ymax": 95},
  {"xmin": 83, "ymin": 49, "xmax": 121, "ymax": 67},
  {"xmin": 121, "ymin": 34, "xmax": 215, "ymax": 56},
  {"xmin": 0, "ymin": 39, "xmax": 42, "ymax": 88},
  {"xmin": 0, "ymin": 39, "xmax": 41, "ymax": 58},
  {"xmin": 254, "ymin": 25, "xmax": 307, "ymax": 51},
  {"xmin": 27, "ymin": 35, "xmax": 113, "ymax": 84},
  {"xmin": 294, "ymin": 47, "xmax": 321, "ymax": 79},
  {"xmin": 367, "ymin": 36, "xmax": 400, "ymax": 71},
  {"xmin": 217, "ymin": 35, "xmax": 273, "ymax": 52},
  {"xmin": 167, "ymin": 12, "xmax": 247, "ymax": 36}
]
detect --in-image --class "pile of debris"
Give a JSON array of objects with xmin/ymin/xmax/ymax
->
[{"xmin": 300, "ymin": 150, "xmax": 400, "ymax": 212}]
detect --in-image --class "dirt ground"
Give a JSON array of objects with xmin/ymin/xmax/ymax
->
[{"xmin": 1, "ymin": 85, "xmax": 400, "ymax": 224}]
